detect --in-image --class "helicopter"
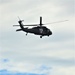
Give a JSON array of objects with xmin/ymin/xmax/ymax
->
[{"xmin": 13, "ymin": 16, "xmax": 68, "ymax": 38}]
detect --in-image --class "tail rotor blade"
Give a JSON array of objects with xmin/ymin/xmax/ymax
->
[
  {"xmin": 17, "ymin": 16, "xmax": 24, "ymax": 22},
  {"xmin": 18, "ymin": 16, "xmax": 20, "ymax": 20}
]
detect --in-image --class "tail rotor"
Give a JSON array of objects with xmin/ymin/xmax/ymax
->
[{"xmin": 18, "ymin": 16, "xmax": 24, "ymax": 23}]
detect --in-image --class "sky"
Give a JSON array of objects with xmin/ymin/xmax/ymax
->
[{"xmin": 0, "ymin": 0, "xmax": 75, "ymax": 75}]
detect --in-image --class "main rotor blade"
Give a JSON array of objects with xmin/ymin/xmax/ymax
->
[
  {"xmin": 23, "ymin": 25, "xmax": 38, "ymax": 26},
  {"xmin": 13, "ymin": 25, "xmax": 20, "ymax": 26},
  {"xmin": 44, "ymin": 20, "xmax": 68, "ymax": 25},
  {"xmin": 13, "ymin": 24, "xmax": 39, "ymax": 26}
]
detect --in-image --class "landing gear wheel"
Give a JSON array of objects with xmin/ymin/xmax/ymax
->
[
  {"xmin": 26, "ymin": 33, "xmax": 28, "ymax": 36},
  {"xmin": 40, "ymin": 36, "xmax": 42, "ymax": 38},
  {"xmin": 48, "ymin": 35, "xmax": 49, "ymax": 37}
]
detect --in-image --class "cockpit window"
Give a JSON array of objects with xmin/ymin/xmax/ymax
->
[{"xmin": 47, "ymin": 29, "xmax": 50, "ymax": 32}]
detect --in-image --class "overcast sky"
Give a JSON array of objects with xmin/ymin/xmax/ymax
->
[{"xmin": 0, "ymin": 0, "xmax": 75, "ymax": 75}]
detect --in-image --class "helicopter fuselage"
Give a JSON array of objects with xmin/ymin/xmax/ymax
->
[
  {"xmin": 14, "ymin": 17, "xmax": 52, "ymax": 38},
  {"xmin": 22, "ymin": 26, "xmax": 52, "ymax": 36}
]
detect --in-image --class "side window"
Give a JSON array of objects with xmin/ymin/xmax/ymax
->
[{"xmin": 39, "ymin": 28, "xmax": 43, "ymax": 33}]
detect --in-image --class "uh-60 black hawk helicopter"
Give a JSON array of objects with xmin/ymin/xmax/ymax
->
[{"xmin": 13, "ymin": 16, "xmax": 68, "ymax": 38}]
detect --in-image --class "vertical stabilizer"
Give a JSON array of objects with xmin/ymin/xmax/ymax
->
[{"xmin": 18, "ymin": 20, "xmax": 24, "ymax": 30}]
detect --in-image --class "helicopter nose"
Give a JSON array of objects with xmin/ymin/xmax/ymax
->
[
  {"xmin": 47, "ymin": 29, "xmax": 52, "ymax": 35},
  {"xmin": 50, "ymin": 31, "xmax": 52, "ymax": 35},
  {"xmin": 48, "ymin": 31, "xmax": 52, "ymax": 36}
]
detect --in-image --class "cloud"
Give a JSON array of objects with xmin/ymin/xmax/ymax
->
[
  {"xmin": 0, "ymin": 0, "xmax": 75, "ymax": 75},
  {"xmin": 36, "ymin": 65, "xmax": 52, "ymax": 74},
  {"xmin": 0, "ymin": 69, "xmax": 45, "ymax": 75},
  {"xmin": 51, "ymin": 66, "xmax": 75, "ymax": 75},
  {"xmin": 2, "ymin": 59, "xmax": 9, "ymax": 63}
]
